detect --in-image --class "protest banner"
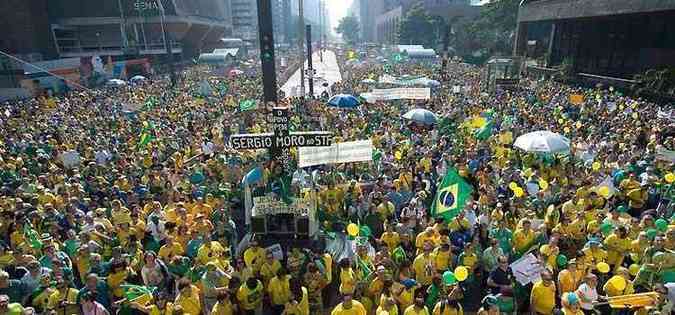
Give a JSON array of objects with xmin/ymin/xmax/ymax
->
[
  {"xmin": 266, "ymin": 244, "xmax": 284, "ymax": 260},
  {"xmin": 510, "ymin": 253, "xmax": 545, "ymax": 285},
  {"xmin": 252, "ymin": 196, "xmax": 312, "ymax": 216},
  {"xmin": 366, "ymin": 88, "xmax": 431, "ymax": 102},
  {"xmin": 298, "ymin": 140, "xmax": 373, "ymax": 168}
]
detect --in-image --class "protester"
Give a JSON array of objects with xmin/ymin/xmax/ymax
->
[{"xmin": 0, "ymin": 48, "xmax": 673, "ymax": 315}]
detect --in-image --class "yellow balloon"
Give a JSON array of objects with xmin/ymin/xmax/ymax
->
[
  {"xmin": 598, "ymin": 186, "xmax": 610, "ymax": 198},
  {"xmin": 538, "ymin": 179, "xmax": 549, "ymax": 191},
  {"xmin": 629, "ymin": 264, "xmax": 640, "ymax": 276},
  {"xmin": 558, "ymin": 119, "xmax": 564, "ymax": 124},
  {"xmin": 564, "ymin": 127, "xmax": 571, "ymax": 133},
  {"xmin": 347, "ymin": 223, "xmax": 359, "ymax": 237},
  {"xmin": 665, "ymin": 173, "xmax": 675, "ymax": 184},
  {"xmin": 514, "ymin": 187, "xmax": 524, "ymax": 198},
  {"xmin": 454, "ymin": 266, "xmax": 469, "ymax": 282},
  {"xmin": 575, "ymin": 121, "xmax": 582, "ymax": 129},
  {"xmin": 509, "ymin": 182, "xmax": 518, "ymax": 191},
  {"xmin": 609, "ymin": 276, "xmax": 626, "ymax": 291},
  {"xmin": 592, "ymin": 162, "xmax": 601, "ymax": 171},
  {"xmin": 597, "ymin": 262, "xmax": 610, "ymax": 273}
]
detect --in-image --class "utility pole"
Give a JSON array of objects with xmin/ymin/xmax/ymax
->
[
  {"xmin": 306, "ymin": 24, "xmax": 314, "ymax": 97},
  {"xmin": 298, "ymin": 0, "xmax": 305, "ymax": 98},
  {"xmin": 256, "ymin": 0, "xmax": 278, "ymax": 103}
]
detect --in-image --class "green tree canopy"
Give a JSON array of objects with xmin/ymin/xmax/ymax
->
[
  {"xmin": 397, "ymin": 4, "xmax": 436, "ymax": 47},
  {"xmin": 335, "ymin": 15, "xmax": 360, "ymax": 45}
]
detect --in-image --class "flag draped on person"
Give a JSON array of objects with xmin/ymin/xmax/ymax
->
[
  {"xmin": 431, "ymin": 167, "xmax": 473, "ymax": 221},
  {"xmin": 137, "ymin": 121, "xmax": 156, "ymax": 150},
  {"xmin": 23, "ymin": 223, "xmax": 42, "ymax": 249}
]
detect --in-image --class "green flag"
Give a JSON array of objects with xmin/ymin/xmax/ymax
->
[
  {"xmin": 474, "ymin": 119, "xmax": 494, "ymax": 141},
  {"xmin": 137, "ymin": 121, "xmax": 156, "ymax": 150},
  {"xmin": 431, "ymin": 167, "xmax": 473, "ymax": 221},
  {"xmin": 23, "ymin": 223, "xmax": 42, "ymax": 250},
  {"xmin": 239, "ymin": 99, "xmax": 257, "ymax": 112}
]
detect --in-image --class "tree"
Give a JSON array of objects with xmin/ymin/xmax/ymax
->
[
  {"xmin": 455, "ymin": 0, "xmax": 520, "ymax": 57},
  {"xmin": 397, "ymin": 4, "xmax": 436, "ymax": 47},
  {"xmin": 335, "ymin": 15, "xmax": 360, "ymax": 45}
]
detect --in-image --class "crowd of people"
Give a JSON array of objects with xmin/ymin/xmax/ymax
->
[{"xmin": 0, "ymin": 48, "xmax": 673, "ymax": 315}]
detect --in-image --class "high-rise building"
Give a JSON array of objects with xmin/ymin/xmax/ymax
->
[{"xmin": 231, "ymin": 0, "xmax": 258, "ymax": 44}]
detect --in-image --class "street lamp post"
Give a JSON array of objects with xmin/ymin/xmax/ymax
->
[{"xmin": 96, "ymin": 32, "xmax": 102, "ymax": 52}]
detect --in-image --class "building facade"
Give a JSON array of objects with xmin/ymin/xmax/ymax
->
[
  {"xmin": 46, "ymin": 0, "xmax": 232, "ymax": 58},
  {"xmin": 515, "ymin": 0, "xmax": 675, "ymax": 78},
  {"xmin": 231, "ymin": 0, "xmax": 258, "ymax": 44}
]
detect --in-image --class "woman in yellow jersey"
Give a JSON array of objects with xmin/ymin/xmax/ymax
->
[
  {"xmin": 129, "ymin": 293, "xmax": 175, "ymax": 315},
  {"xmin": 339, "ymin": 258, "xmax": 357, "ymax": 295},
  {"xmin": 282, "ymin": 284, "xmax": 309, "ymax": 315}
]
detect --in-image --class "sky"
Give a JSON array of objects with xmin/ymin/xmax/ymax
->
[{"xmin": 326, "ymin": 0, "xmax": 354, "ymax": 34}]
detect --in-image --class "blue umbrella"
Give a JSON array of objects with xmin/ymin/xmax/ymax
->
[
  {"xmin": 402, "ymin": 108, "xmax": 438, "ymax": 125},
  {"xmin": 328, "ymin": 94, "xmax": 360, "ymax": 108}
]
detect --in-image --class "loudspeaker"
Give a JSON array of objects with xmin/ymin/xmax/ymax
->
[
  {"xmin": 251, "ymin": 216, "xmax": 266, "ymax": 234},
  {"xmin": 296, "ymin": 217, "xmax": 309, "ymax": 235}
]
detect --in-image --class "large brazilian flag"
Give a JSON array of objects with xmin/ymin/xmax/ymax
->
[{"xmin": 431, "ymin": 167, "xmax": 473, "ymax": 221}]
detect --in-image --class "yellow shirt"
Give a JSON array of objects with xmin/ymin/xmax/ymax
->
[
  {"xmin": 433, "ymin": 301, "xmax": 463, "ymax": 315},
  {"xmin": 211, "ymin": 300, "xmax": 234, "ymax": 315},
  {"xmin": 148, "ymin": 302, "xmax": 174, "ymax": 315},
  {"xmin": 260, "ymin": 259, "xmax": 282, "ymax": 284},
  {"xmin": 380, "ymin": 232, "xmax": 401, "ymax": 252},
  {"xmin": 403, "ymin": 305, "xmax": 431, "ymax": 315},
  {"xmin": 175, "ymin": 285, "xmax": 201, "ymax": 315},
  {"xmin": 284, "ymin": 287, "xmax": 310, "ymax": 315},
  {"xmin": 47, "ymin": 288, "xmax": 80, "ymax": 315},
  {"xmin": 603, "ymin": 234, "xmax": 631, "ymax": 266},
  {"xmin": 339, "ymin": 268, "xmax": 357, "ymax": 294},
  {"xmin": 268, "ymin": 275, "xmax": 291, "ymax": 306},
  {"xmin": 558, "ymin": 269, "xmax": 581, "ymax": 293},
  {"xmin": 197, "ymin": 241, "xmax": 225, "ymax": 266},
  {"xmin": 331, "ymin": 300, "xmax": 367, "ymax": 315},
  {"xmin": 236, "ymin": 281, "xmax": 263, "ymax": 310},
  {"xmin": 513, "ymin": 229, "xmax": 535, "ymax": 254},
  {"xmin": 432, "ymin": 249, "xmax": 452, "ymax": 272},
  {"xmin": 243, "ymin": 247, "xmax": 266, "ymax": 273},
  {"xmin": 158, "ymin": 241, "xmax": 184, "ymax": 261},
  {"xmin": 530, "ymin": 281, "xmax": 556, "ymax": 314},
  {"xmin": 413, "ymin": 253, "xmax": 436, "ymax": 286},
  {"xmin": 376, "ymin": 305, "xmax": 399, "ymax": 315}
]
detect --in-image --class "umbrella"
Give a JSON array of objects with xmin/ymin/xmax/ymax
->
[
  {"xmin": 361, "ymin": 78, "xmax": 376, "ymax": 84},
  {"xmin": 130, "ymin": 75, "xmax": 146, "ymax": 82},
  {"xmin": 328, "ymin": 94, "xmax": 360, "ymax": 108},
  {"xmin": 402, "ymin": 108, "xmax": 438, "ymax": 125},
  {"xmin": 514, "ymin": 131, "xmax": 571, "ymax": 153},
  {"xmin": 106, "ymin": 79, "xmax": 126, "ymax": 86},
  {"xmin": 229, "ymin": 69, "xmax": 244, "ymax": 76},
  {"xmin": 426, "ymin": 79, "xmax": 441, "ymax": 87}
]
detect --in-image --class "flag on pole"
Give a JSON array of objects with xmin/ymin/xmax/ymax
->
[{"xmin": 431, "ymin": 167, "xmax": 473, "ymax": 221}]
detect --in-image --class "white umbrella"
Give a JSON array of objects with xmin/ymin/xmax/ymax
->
[
  {"xmin": 514, "ymin": 131, "xmax": 571, "ymax": 153},
  {"xmin": 130, "ymin": 75, "xmax": 146, "ymax": 82},
  {"xmin": 106, "ymin": 79, "xmax": 126, "ymax": 86},
  {"xmin": 402, "ymin": 108, "xmax": 438, "ymax": 125}
]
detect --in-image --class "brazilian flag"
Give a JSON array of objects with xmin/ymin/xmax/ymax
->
[{"xmin": 431, "ymin": 167, "xmax": 473, "ymax": 221}]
